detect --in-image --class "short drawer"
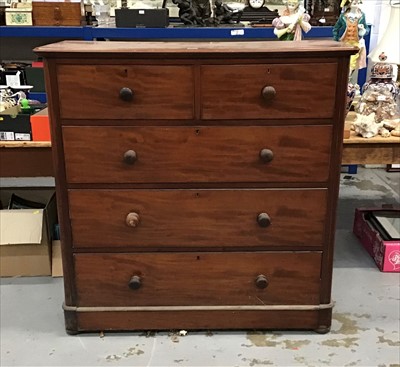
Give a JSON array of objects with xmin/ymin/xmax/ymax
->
[
  {"xmin": 63, "ymin": 125, "xmax": 332, "ymax": 184},
  {"xmin": 201, "ymin": 63, "xmax": 337, "ymax": 119},
  {"xmin": 69, "ymin": 189, "xmax": 327, "ymax": 249},
  {"xmin": 57, "ymin": 65, "xmax": 194, "ymax": 120},
  {"xmin": 74, "ymin": 252, "xmax": 322, "ymax": 307}
]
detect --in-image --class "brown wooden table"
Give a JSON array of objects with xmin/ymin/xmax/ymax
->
[
  {"xmin": 342, "ymin": 112, "xmax": 399, "ymax": 165},
  {"xmin": 0, "ymin": 141, "xmax": 53, "ymax": 177},
  {"xmin": 342, "ymin": 132, "xmax": 400, "ymax": 165}
]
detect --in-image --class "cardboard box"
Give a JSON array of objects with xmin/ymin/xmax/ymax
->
[
  {"xmin": 0, "ymin": 105, "xmax": 48, "ymax": 141},
  {"xmin": 0, "ymin": 192, "xmax": 57, "ymax": 277},
  {"xmin": 51, "ymin": 240, "xmax": 63, "ymax": 277},
  {"xmin": 0, "ymin": 108, "xmax": 31, "ymax": 141},
  {"xmin": 31, "ymin": 107, "xmax": 50, "ymax": 141},
  {"xmin": 353, "ymin": 208, "xmax": 400, "ymax": 273},
  {"xmin": 5, "ymin": 7, "xmax": 33, "ymax": 26}
]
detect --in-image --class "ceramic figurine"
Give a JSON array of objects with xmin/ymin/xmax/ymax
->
[
  {"xmin": 346, "ymin": 82, "xmax": 358, "ymax": 113},
  {"xmin": 362, "ymin": 52, "xmax": 399, "ymax": 99},
  {"xmin": 272, "ymin": 0, "xmax": 311, "ymax": 41},
  {"xmin": 356, "ymin": 84, "xmax": 397, "ymax": 123},
  {"xmin": 333, "ymin": 0, "xmax": 369, "ymax": 76}
]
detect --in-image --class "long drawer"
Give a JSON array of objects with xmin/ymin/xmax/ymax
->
[
  {"xmin": 201, "ymin": 63, "xmax": 337, "ymax": 119},
  {"xmin": 74, "ymin": 252, "xmax": 322, "ymax": 307},
  {"xmin": 63, "ymin": 125, "xmax": 332, "ymax": 184},
  {"xmin": 68, "ymin": 189, "xmax": 327, "ymax": 248},
  {"xmin": 57, "ymin": 65, "xmax": 195, "ymax": 120}
]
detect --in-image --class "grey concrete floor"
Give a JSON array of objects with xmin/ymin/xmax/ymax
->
[{"xmin": 1, "ymin": 167, "xmax": 399, "ymax": 367}]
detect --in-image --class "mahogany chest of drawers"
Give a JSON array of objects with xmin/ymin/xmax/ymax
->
[{"xmin": 36, "ymin": 40, "xmax": 356, "ymax": 334}]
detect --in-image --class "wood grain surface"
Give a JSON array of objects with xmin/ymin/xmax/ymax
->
[
  {"xmin": 62, "ymin": 125, "xmax": 332, "ymax": 184},
  {"xmin": 34, "ymin": 40, "xmax": 357, "ymax": 58},
  {"xmin": 201, "ymin": 63, "xmax": 337, "ymax": 119},
  {"xmin": 68, "ymin": 188, "xmax": 327, "ymax": 248},
  {"xmin": 74, "ymin": 251, "xmax": 322, "ymax": 306},
  {"xmin": 0, "ymin": 147, "xmax": 53, "ymax": 177},
  {"xmin": 57, "ymin": 65, "xmax": 194, "ymax": 120},
  {"xmin": 76, "ymin": 309, "xmax": 321, "ymax": 331},
  {"xmin": 32, "ymin": 2, "xmax": 81, "ymax": 26}
]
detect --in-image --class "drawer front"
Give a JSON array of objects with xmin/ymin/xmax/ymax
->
[
  {"xmin": 57, "ymin": 65, "xmax": 194, "ymax": 120},
  {"xmin": 69, "ymin": 189, "xmax": 327, "ymax": 248},
  {"xmin": 201, "ymin": 63, "xmax": 337, "ymax": 119},
  {"xmin": 75, "ymin": 252, "xmax": 322, "ymax": 306},
  {"xmin": 63, "ymin": 125, "xmax": 332, "ymax": 184}
]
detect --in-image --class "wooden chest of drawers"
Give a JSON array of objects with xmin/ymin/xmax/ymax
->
[{"xmin": 36, "ymin": 40, "xmax": 356, "ymax": 334}]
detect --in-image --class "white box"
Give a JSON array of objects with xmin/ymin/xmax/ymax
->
[{"xmin": 6, "ymin": 6, "xmax": 33, "ymax": 26}]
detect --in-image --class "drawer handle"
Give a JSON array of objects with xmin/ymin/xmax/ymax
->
[
  {"xmin": 261, "ymin": 86, "xmax": 276, "ymax": 101},
  {"xmin": 255, "ymin": 274, "xmax": 269, "ymax": 289},
  {"xmin": 119, "ymin": 87, "xmax": 134, "ymax": 102},
  {"xmin": 257, "ymin": 213, "xmax": 271, "ymax": 228},
  {"xmin": 126, "ymin": 212, "xmax": 140, "ymax": 228},
  {"xmin": 259, "ymin": 149, "xmax": 274, "ymax": 163},
  {"xmin": 128, "ymin": 275, "xmax": 142, "ymax": 290},
  {"xmin": 123, "ymin": 150, "xmax": 137, "ymax": 165}
]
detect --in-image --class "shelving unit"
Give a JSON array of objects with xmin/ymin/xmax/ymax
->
[{"xmin": 0, "ymin": 25, "xmax": 336, "ymax": 40}]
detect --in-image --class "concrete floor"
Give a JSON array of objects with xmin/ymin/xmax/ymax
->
[{"xmin": 1, "ymin": 167, "xmax": 399, "ymax": 367}]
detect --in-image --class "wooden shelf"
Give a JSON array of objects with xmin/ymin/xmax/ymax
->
[{"xmin": 0, "ymin": 141, "xmax": 51, "ymax": 148}]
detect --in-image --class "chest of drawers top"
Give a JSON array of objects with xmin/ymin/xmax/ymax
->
[{"xmin": 35, "ymin": 40, "xmax": 356, "ymax": 57}]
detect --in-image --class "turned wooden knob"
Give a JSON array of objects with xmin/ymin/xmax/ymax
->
[
  {"xmin": 126, "ymin": 212, "xmax": 140, "ymax": 227},
  {"xmin": 257, "ymin": 213, "xmax": 271, "ymax": 228},
  {"xmin": 261, "ymin": 86, "xmax": 276, "ymax": 101},
  {"xmin": 128, "ymin": 275, "xmax": 142, "ymax": 290},
  {"xmin": 123, "ymin": 150, "xmax": 137, "ymax": 164},
  {"xmin": 119, "ymin": 87, "xmax": 134, "ymax": 102},
  {"xmin": 255, "ymin": 274, "xmax": 269, "ymax": 289},
  {"xmin": 259, "ymin": 149, "xmax": 274, "ymax": 163}
]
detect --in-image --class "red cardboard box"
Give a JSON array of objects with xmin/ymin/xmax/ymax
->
[
  {"xmin": 353, "ymin": 208, "xmax": 400, "ymax": 272},
  {"xmin": 31, "ymin": 107, "xmax": 50, "ymax": 141}
]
